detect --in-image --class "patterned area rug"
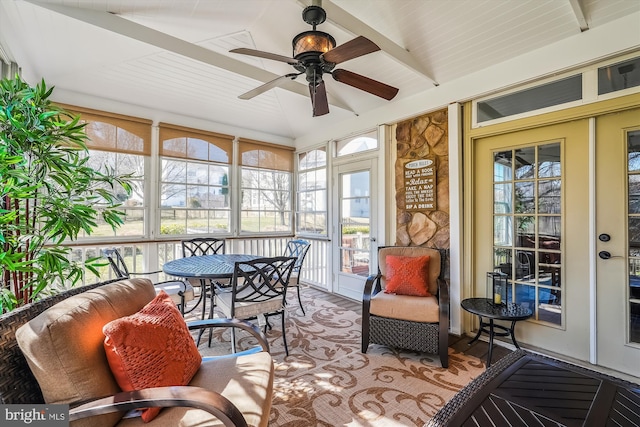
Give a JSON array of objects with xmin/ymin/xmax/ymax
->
[{"xmin": 187, "ymin": 291, "xmax": 486, "ymax": 427}]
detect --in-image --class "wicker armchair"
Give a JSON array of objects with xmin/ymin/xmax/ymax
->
[{"xmin": 361, "ymin": 246, "xmax": 450, "ymax": 368}]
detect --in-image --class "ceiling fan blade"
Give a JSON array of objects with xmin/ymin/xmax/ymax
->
[
  {"xmin": 309, "ymin": 80, "xmax": 329, "ymax": 117},
  {"xmin": 332, "ymin": 69, "xmax": 399, "ymax": 100},
  {"xmin": 238, "ymin": 73, "xmax": 301, "ymax": 100},
  {"xmin": 321, "ymin": 36, "xmax": 380, "ymax": 64},
  {"xmin": 230, "ymin": 48, "xmax": 300, "ymax": 66}
]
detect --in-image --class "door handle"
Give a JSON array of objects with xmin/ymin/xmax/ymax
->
[
  {"xmin": 598, "ymin": 251, "xmax": 623, "ymax": 260},
  {"xmin": 369, "ymin": 237, "xmax": 377, "ymax": 242}
]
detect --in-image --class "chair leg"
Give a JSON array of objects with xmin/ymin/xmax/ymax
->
[
  {"xmin": 439, "ymin": 319, "xmax": 449, "ymax": 368},
  {"xmin": 200, "ymin": 284, "xmax": 208, "ymax": 320},
  {"xmin": 361, "ymin": 314, "xmax": 370, "ymax": 353},
  {"xmin": 206, "ymin": 284, "xmax": 216, "ymax": 347},
  {"xmin": 193, "ymin": 288, "xmax": 205, "ymax": 346},
  {"xmin": 178, "ymin": 292, "xmax": 185, "ymax": 316},
  {"xmin": 296, "ymin": 285, "xmax": 305, "ymax": 316},
  {"xmin": 281, "ymin": 312, "xmax": 289, "ymax": 356},
  {"xmin": 231, "ymin": 328, "xmax": 237, "ymax": 354}
]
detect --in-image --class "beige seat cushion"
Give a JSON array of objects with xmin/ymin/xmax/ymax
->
[
  {"xmin": 16, "ymin": 278, "xmax": 157, "ymax": 427},
  {"xmin": 216, "ymin": 289, "xmax": 284, "ymax": 319},
  {"xmin": 379, "ymin": 247, "xmax": 441, "ymax": 296},
  {"xmin": 370, "ymin": 292, "xmax": 441, "ymax": 323},
  {"xmin": 117, "ymin": 351, "xmax": 274, "ymax": 427},
  {"xmin": 155, "ymin": 280, "xmax": 195, "ymax": 304}
]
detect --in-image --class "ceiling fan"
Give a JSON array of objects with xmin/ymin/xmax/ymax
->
[{"xmin": 230, "ymin": 0, "xmax": 399, "ymax": 117}]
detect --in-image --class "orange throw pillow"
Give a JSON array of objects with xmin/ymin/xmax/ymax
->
[
  {"xmin": 103, "ymin": 290, "xmax": 202, "ymax": 422},
  {"xmin": 384, "ymin": 255, "xmax": 431, "ymax": 297}
]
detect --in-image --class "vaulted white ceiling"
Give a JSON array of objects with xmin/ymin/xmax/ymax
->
[{"xmin": 1, "ymin": 0, "xmax": 639, "ymax": 146}]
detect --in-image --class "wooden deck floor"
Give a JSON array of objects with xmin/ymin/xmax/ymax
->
[{"xmin": 303, "ymin": 285, "xmax": 513, "ymax": 365}]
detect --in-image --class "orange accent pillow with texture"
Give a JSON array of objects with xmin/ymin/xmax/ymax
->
[
  {"xmin": 103, "ymin": 290, "xmax": 202, "ymax": 422},
  {"xmin": 384, "ymin": 255, "xmax": 431, "ymax": 297}
]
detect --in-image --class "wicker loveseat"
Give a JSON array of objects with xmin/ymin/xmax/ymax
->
[{"xmin": 0, "ymin": 278, "xmax": 274, "ymax": 427}]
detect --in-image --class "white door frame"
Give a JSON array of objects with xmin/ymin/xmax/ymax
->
[{"xmin": 331, "ymin": 157, "xmax": 378, "ymax": 300}]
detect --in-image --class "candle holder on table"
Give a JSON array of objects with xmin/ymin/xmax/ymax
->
[{"xmin": 487, "ymin": 271, "xmax": 508, "ymax": 306}]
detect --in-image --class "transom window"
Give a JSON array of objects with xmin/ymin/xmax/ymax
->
[
  {"xmin": 477, "ymin": 75, "xmax": 582, "ymax": 124},
  {"xmin": 493, "ymin": 142, "xmax": 563, "ymax": 326},
  {"xmin": 335, "ymin": 129, "xmax": 378, "ymax": 157}
]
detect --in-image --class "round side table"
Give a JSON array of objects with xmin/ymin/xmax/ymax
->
[{"xmin": 461, "ymin": 298, "xmax": 533, "ymax": 367}]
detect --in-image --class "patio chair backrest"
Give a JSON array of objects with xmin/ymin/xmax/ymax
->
[
  {"xmin": 231, "ymin": 256, "xmax": 296, "ymax": 306},
  {"xmin": 181, "ymin": 238, "xmax": 226, "ymax": 257},
  {"xmin": 101, "ymin": 248, "xmax": 131, "ymax": 279},
  {"xmin": 283, "ymin": 239, "xmax": 310, "ymax": 275}
]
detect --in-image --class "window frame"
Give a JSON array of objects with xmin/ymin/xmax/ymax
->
[
  {"xmin": 492, "ymin": 141, "xmax": 564, "ymax": 327},
  {"xmin": 296, "ymin": 145, "xmax": 328, "ymax": 237},
  {"xmin": 472, "ymin": 52, "xmax": 640, "ymax": 129},
  {"xmin": 64, "ymin": 105, "xmax": 152, "ymax": 243},
  {"xmin": 157, "ymin": 123, "xmax": 233, "ymax": 238}
]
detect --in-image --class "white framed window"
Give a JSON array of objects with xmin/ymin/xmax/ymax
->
[
  {"xmin": 335, "ymin": 129, "xmax": 378, "ymax": 157},
  {"xmin": 239, "ymin": 138, "xmax": 293, "ymax": 234},
  {"xmin": 84, "ymin": 150, "xmax": 146, "ymax": 237},
  {"xmin": 296, "ymin": 146, "xmax": 327, "ymax": 235},
  {"xmin": 158, "ymin": 124, "xmax": 232, "ymax": 236},
  {"xmin": 493, "ymin": 142, "xmax": 563, "ymax": 326},
  {"xmin": 72, "ymin": 108, "xmax": 151, "ymax": 239},
  {"xmin": 477, "ymin": 75, "xmax": 582, "ymax": 124},
  {"xmin": 473, "ymin": 53, "xmax": 640, "ymax": 128}
]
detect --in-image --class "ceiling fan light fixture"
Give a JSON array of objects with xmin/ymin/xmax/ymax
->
[
  {"xmin": 293, "ymin": 31, "xmax": 336, "ymax": 60},
  {"xmin": 231, "ymin": 0, "xmax": 398, "ymax": 116}
]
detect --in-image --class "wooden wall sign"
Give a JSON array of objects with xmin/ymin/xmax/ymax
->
[{"xmin": 404, "ymin": 157, "xmax": 437, "ymax": 211}]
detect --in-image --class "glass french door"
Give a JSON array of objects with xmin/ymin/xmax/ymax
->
[
  {"xmin": 474, "ymin": 107, "xmax": 640, "ymax": 377},
  {"xmin": 332, "ymin": 159, "xmax": 377, "ymax": 300},
  {"xmin": 473, "ymin": 120, "xmax": 591, "ymax": 361},
  {"xmin": 595, "ymin": 107, "xmax": 640, "ymax": 375}
]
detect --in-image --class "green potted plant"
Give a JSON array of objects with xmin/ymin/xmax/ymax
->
[{"xmin": 0, "ymin": 75, "xmax": 133, "ymax": 312}]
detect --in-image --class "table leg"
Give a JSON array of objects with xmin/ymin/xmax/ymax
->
[
  {"xmin": 487, "ymin": 319, "xmax": 495, "ymax": 367},
  {"xmin": 509, "ymin": 320, "xmax": 520, "ymax": 349},
  {"xmin": 196, "ymin": 279, "xmax": 210, "ymax": 347},
  {"xmin": 468, "ymin": 315, "xmax": 484, "ymax": 345}
]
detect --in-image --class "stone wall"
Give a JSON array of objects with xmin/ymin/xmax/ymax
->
[{"xmin": 395, "ymin": 109, "xmax": 449, "ymax": 248}]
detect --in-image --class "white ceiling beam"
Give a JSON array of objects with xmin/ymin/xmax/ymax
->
[
  {"xmin": 24, "ymin": 0, "xmax": 355, "ymax": 113},
  {"xmin": 300, "ymin": 0, "xmax": 438, "ymax": 86},
  {"xmin": 568, "ymin": 0, "xmax": 589, "ymax": 32}
]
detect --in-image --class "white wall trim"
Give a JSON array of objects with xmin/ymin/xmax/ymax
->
[
  {"xmin": 295, "ymin": 11, "xmax": 640, "ymax": 148},
  {"xmin": 589, "ymin": 117, "xmax": 597, "ymax": 364},
  {"xmin": 448, "ymin": 103, "xmax": 463, "ymax": 335}
]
